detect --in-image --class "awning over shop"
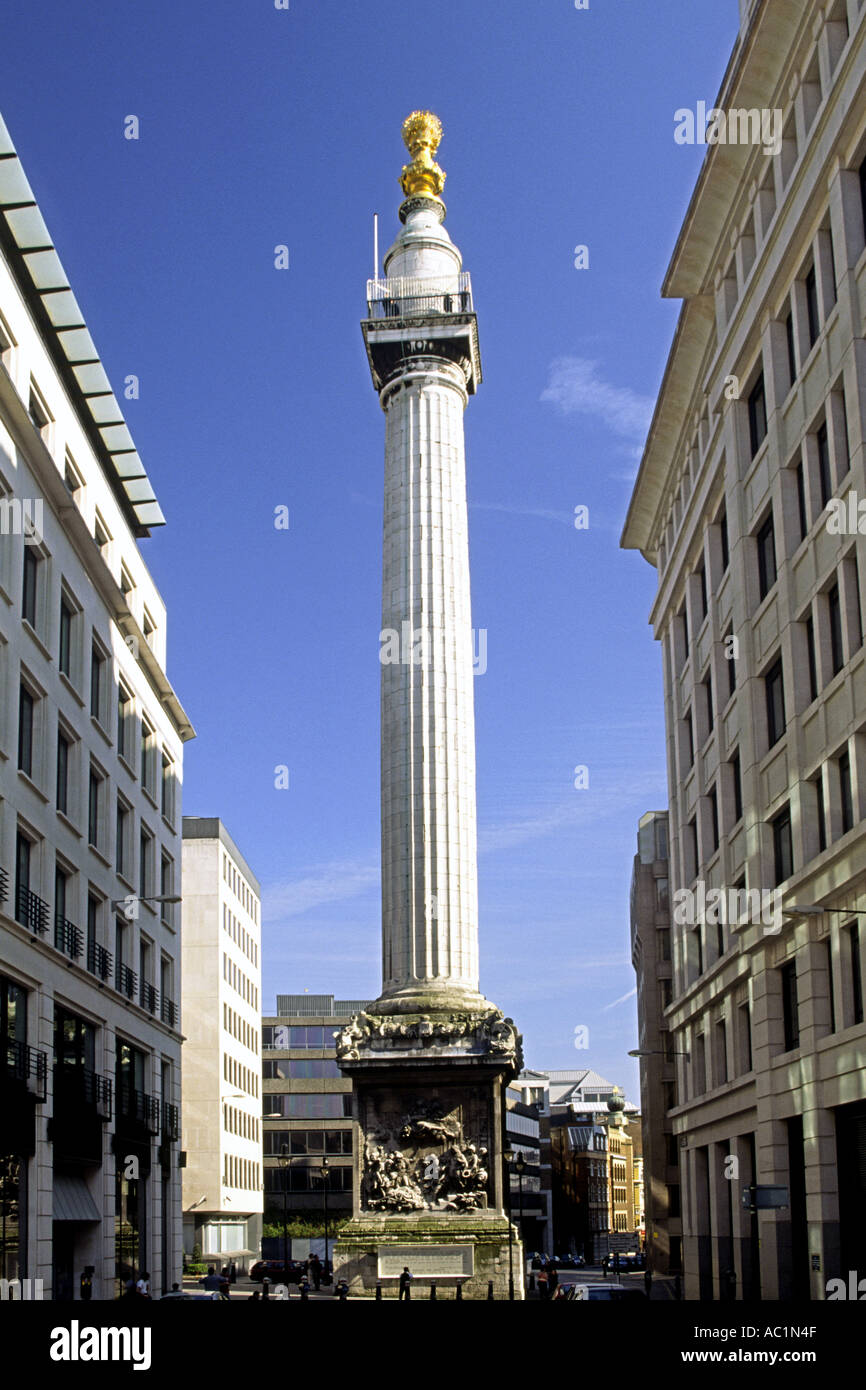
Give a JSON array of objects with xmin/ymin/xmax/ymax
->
[{"xmin": 53, "ymin": 1174, "xmax": 101, "ymax": 1222}]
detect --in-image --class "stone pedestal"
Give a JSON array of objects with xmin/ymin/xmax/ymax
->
[{"xmin": 333, "ymin": 1009, "xmax": 524, "ymax": 1299}]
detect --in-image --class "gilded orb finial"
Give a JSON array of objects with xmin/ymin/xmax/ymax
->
[{"xmin": 400, "ymin": 110, "xmax": 446, "ymax": 201}]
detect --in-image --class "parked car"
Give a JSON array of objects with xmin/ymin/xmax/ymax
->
[
  {"xmin": 249, "ymin": 1259, "xmax": 304, "ymax": 1284},
  {"xmin": 554, "ymin": 1282, "xmax": 647, "ymax": 1302}
]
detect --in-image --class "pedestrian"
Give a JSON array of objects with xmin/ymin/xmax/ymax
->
[
  {"xmin": 398, "ymin": 1266, "xmax": 413, "ymax": 1301},
  {"xmin": 336, "ymin": 1279, "xmax": 349, "ymax": 1300},
  {"xmin": 309, "ymin": 1253, "xmax": 322, "ymax": 1291},
  {"xmin": 262, "ymin": 1278, "xmax": 271, "ymax": 1299},
  {"xmin": 537, "ymin": 1267, "xmax": 549, "ymax": 1299},
  {"xmin": 250, "ymin": 1291, "xmax": 260, "ymax": 1301},
  {"xmin": 644, "ymin": 1267, "xmax": 653, "ymax": 1299},
  {"xmin": 548, "ymin": 1265, "xmax": 559, "ymax": 1295},
  {"xmin": 229, "ymin": 1260, "xmax": 237, "ymax": 1285},
  {"xmin": 299, "ymin": 1277, "xmax": 310, "ymax": 1301},
  {"xmin": 200, "ymin": 1268, "xmax": 222, "ymax": 1293},
  {"xmin": 136, "ymin": 1271, "xmax": 151, "ymax": 1299}
]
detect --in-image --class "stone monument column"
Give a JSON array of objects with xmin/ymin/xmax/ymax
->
[{"xmin": 334, "ymin": 113, "xmax": 524, "ymax": 1300}]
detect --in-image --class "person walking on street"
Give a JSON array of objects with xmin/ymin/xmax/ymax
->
[
  {"xmin": 309, "ymin": 1253, "xmax": 322, "ymax": 1291},
  {"xmin": 548, "ymin": 1265, "xmax": 559, "ymax": 1295},
  {"xmin": 537, "ymin": 1267, "xmax": 549, "ymax": 1299},
  {"xmin": 399, "ymin": 1266, "xmax": 413, "ymax": 1301}
]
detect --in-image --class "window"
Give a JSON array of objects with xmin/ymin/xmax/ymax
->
[
  {"xmin": 815, "ymin": 774, "xmax": 827, "ymax": 853},
  {"xmin": 773, "ymin": 805, "xmax": 794, "ymax": 885},
  {"xmin": 685, "ymin": 817, "xmax": 697, "ymax": 882},
  {"xmin": 796, "ymin": 460, "xmax": 808, "ymax": 541},
  {"xmin": 756, "ymin": 514, "xmax": 777, "ymax": 599},
  {"xmin": 739, "ymin": 1002, "xmax": 752, "ymax": 1073},
  {"xmin": 160, "ymin": 855, "xmax": 173, "ymax": 924},
  {"xmin": 656, "ymin": 877, "xmax": 669, "ymax": 914},
  {"xmin": 725, "ymin": 626, "xmax": 736, "ymax": 699},
  {"xmin": 15, "ymin": 830, "xmax": 31, "ymax": 914},
  {"xmin": 702, "ymin": 675, "xmax": 714, "ymax": 735},
  {"xmin": 59, "ymin": 597, "xmax": 73, "ymax": 677},
  {"xmin": 142, "ymin": 610, "xmax": 155, "ymax": 650},
  {"xmin": 93, "ymin": 512, "xmax": 110, "ymax": 556},
  {"xmin": 781, "ymin": 959, "xmax": 800, "ymax": 1051},
  {"xmin": 715, "ymin": 1020, "xmax": 728, "ymax": 1085},
  {"xmin": 785, "ymin": 309, "xmax": 797, "ymax": 389},
  {"xmin": 64, "ymin": 452, "xmax": 82, "ymax": 498},
  {"xmin": 658, "ymin": 928, "xmax": 671, "ymax": 961},
  {"xmin": 825, "ymin": 938, "xmax": 836, "ymax": 1034},
  {"xmin": 765, "ymin": 658, "xmax": 786, "ymax": 747},
  {"xmin": 719, "ymin": 508, "xmax": 729, "ymax": 574},
  {"xmin": 90, "ymin": 642, "xmax": 105, "ymax": 722},
  {"xmin": 88, "ymin": 767, "xmax": 103, "ymax": 848},
  {"xmin": 748, "ymin": 373, "xmax": 767, "ymax": 456},
  {"xmin": 117, "ymin": 686, "xmax": 131, "ymax": 761},
  {"xmin": 18, "ymin": 684, "xmax": 34, "ymax": 776},
  {"xmin": 57, "ymin": 730, "xmax": 70, "ymax": 815},
  {"xmin": 140, "ymin": 720, "xmax": 154, "ymax": 793},
  {"xmin": 22, "ymin": 547, "xmax": 38, "ymax": 627},
  {"xmin": 708, "ymin": 785, "xmax": 719, "ymax": 853},
  {"xmin": 28, "ymin": 380, "xmax": 50, "ymax": 435},
  {"xmin": 839, "ymin": 750, "xmax": 854, "ymax": 835},
  {"xmin": 116, "ymin": 800, "xmax": 129, "ymax": 877},
  {"xmin": 805, "ymin": 265, "xmax": 820, "ymax": 348},
  {"xmin": 806, "ymin": 615, "xmax": 818, "ymax": 703},
  {"xmin": 847, "ymin": 923, "xmax": 863, "ymax": 1026},
  {"xmin": 828, "ymin": 584, "xmax": 844, "ymax": 677},
  {"xmin": 697, "ymin": 563, "xmax": 708, "ymax": 621},
  {"xmin": 161, "ymin": 754, "xmax": 174, "ymax": 822},
  {"xmin": 817, "ymin": 423, "xmax": 832, "ymax": 508},
  {"xmin": 684, "ymin": 710, "xmax": 694, "ymax": 769},
  {"xmin": 731, "ymin": 751, "xmax": 742, "ymax": 824},
  {"xmin": 0, "ymin": 309, "xmax": 15, "ymax": 369},
  {"xmin": 139, "ymin": 829, "xmax": 153, "ymax": 899}
]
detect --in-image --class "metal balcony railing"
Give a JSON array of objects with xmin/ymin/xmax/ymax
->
[
  {"xmin": 87, "ymin": 939, "xmax": 112, "ymax": 982},
  {"xmin": 116, "ymin": 963, "xmax": 137, "ymax": 1000},
  {"xmin": 54, "ymin": 914, "xmax": 83, "ymax": 961},
  {"xmin": 54, "ymin": 1065, "xmax": 112, "ymax": 1120},
  {"xmin": 118, "ymin": 1085, "xmax": 160, "ymax": 1134},
  {"xmin": 162, "ymin": 1102, "xmax": 179, "ymax": 1141},
  {"xmin": 15, "ymin": 883, "xmax": 49, "ymax": 936},
  {"xmin": 140, "ymin": 981, "xmax": 159, "ymax": 1015},
  {"xmin": 0, "ymin": 865, "xmax": 8, "ymax": 905},
  {"xmin": 5, "ymin": 1040, "xmax": 47, "ymax": 1101},
  {"xmin": 161, "ymin": 997, "xmax": 177, "ymax": 1028},
  {"xmin": 366, "ymin": 272, "xmax": 473, "ymax": 320}
]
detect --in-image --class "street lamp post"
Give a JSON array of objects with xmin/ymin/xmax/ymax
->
[
  {"xmin": 503, "ymin": 1148, "xmax": 515, "ymax": 1301},
  {"xmin": 515, "ymin": 1154, "xmax": 526, "ymax": 1294},
  {"xmin": 278, "ymin": 1144, "xmax": 291, "ymax": 1282},
  {"xmin": 318, "ymin": 1158, "xmax": 330, "ymax": 1285}
]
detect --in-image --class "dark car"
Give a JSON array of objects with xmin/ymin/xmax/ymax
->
[{"xmin": 250, "ymin": 1259, "xmax": 304, "ymax": 1284}]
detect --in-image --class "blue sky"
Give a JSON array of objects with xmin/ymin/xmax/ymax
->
[{"xmin": 1, "ymin": 0, "xmax": 738, "ymax": 1095}]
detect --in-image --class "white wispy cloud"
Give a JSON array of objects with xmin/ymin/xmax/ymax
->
[
  {"xmin": 469, "ymin": 500, "xmax": 574, "ymax": 527},
  {"xmin": 263, "ymin": 856, "xmax": 379, "ymax": 922},
  {"xmin": 540, "ymin": 357, "xmax": 654, "ymax": 442},
  {"xmin": 601, "ymin": 987, "xmax": 638, "ymax": 1012}
]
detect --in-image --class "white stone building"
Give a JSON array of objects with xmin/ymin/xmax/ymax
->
[
  {"xmin": 0, "ymin": 111, "xmax": 193, "ymax": 1299},
  {"xmin": 622, "ymin": 0, "xmax": 866, "ymax": 1299},
  {"xmin": 181, "ymin": 819, "xmax": 263, "ymax": 1266}
]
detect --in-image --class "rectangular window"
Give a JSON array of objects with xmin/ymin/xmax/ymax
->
[
  {"xmin": 715, "ymin": 1020, "xmax": 728, "ymax": 1085},
  {"xmin": 116, "ymin": 801, "xmax": 129, "ymax": 877},
  {"xmin": 796, "ymin": 460, "xmax": 808, "ymax": 541},
  {"xmin": 806, "ymin": 615, "xmax": 818, "ymax": 702},
  {"xmin": 731, "ymin": 751, "xmax": 742, "ymax": 824},
  {"xmin": 848, "ymin": 923, "xmax": 864, "ymax": 1026},
  {"xmin": 88, "ymin": 768, "xmax": 102, "ymax": 847},
  {"xmin": 703, "ymin": 675, "xmax": 714, "ymax": 734},
  {"xmin": 739, "ymin": 1002, "xmax": 752, "ymax": 1073},
  {"xmin": 90, "ymin": 643, "xmax": 105, "ymax": 722},
  {"xmin": 57, "ymin": 730, "xmax": 70, "ymax": 815},
  {"xmin": 839, "ymin": 750, "xmax": 854, "ymax": 835},
  {"xmin": 117, "ymin": 687, "xmax": 131, "ymax": 762},
  {"xmin": 22, "ymin": 547, "xmax": 38, "ymax": 627},
  {"xmin": 725, "ymin": 627, "xmax": 736, "ymax": 699},
  {"xmin": 161, "ymin": 754, "xmax": 173, "ymax": 821},
  {"xmin": 59, "ymin": 597, "xmax": 73, "ymax": 677},
  {"xmin": 815, "ymin": 774, "xmax": 827, "ymax": 853},
  {"xmin": 828, "ymin": 584, "xmax": 844, "ymax": 677},
  {"xmin": 781, "ymin": 959, "xmax": 800, "ymax": 1051},
  {"xmin": 698, "ymin": 563, "xmax": 708, "ymax": 621},
  {"xmin": 748, "ymin": 373, "xmax": 767, "ymax": 456},
  {"xmin": 18, "ymin": 684, "xmax": 34, "ymax": 777},
  {"xmin": 817, "ymin": 423, "xmax": 832, "ymax": 508},
  {"xmin": 139, "ymin": 830, "xmax": 152, "ymax": 900},
  {"xmin": 719, "ymin": 508, "xmax": 729, "ymax": 574},
  {"xmin": 757, "ymin": 514, "xmax": 777, "ymax": 599},
  {"xmin": 785, "ymin": 309, "xmax": 797, "ymax": 389},
  {"xmin": 140, "ymin": 721, "xmax": 154, "ymax": 792},
  {"xmin": 685, "ymin": 710, "xmax": 694, "ymax": 768},
  {"xmin": 709, "ymin": 785, "xmax": 719, "ymax": 853},
  {"xmin": 28, "ymin": 380, "xmax": 50, "ymax": 433},
  {"xmin": 805, "ymin": 265, "xmax": 820, "ymax": 348},
  {"xmin": 773, "ymin": 806, "xmax": 794, "ymax": 885},
  {"xmin": 766, "ymin": 658, "xmax": 786, "ymax": 747}
]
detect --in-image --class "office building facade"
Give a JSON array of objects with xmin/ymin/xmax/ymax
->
[{"xmin": 622, "ymin": 0, "xmax": 866, "ymax": 1298}]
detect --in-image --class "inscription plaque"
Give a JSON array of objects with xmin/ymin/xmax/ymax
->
[{"xmin": 378, "ymin": 1244, "xmax": 474, "ymax": 1279}]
